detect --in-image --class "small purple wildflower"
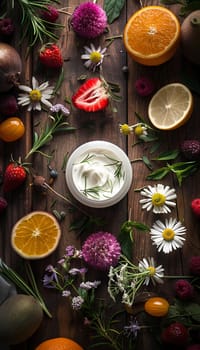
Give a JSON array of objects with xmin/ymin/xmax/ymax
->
[
  {"xmin": 71, "ymin": 296, "xmax": 84, "ymax": 310},
  {"xmin": 69, "ymin": 267, "xmax": 87, "ymax": 276},
  {"xmin": 124, "ymin": 318, "xmax": 140, "ymax": 338},
  {"xmin": 175, "ymin": 279, "xmax": 194, "ymax": 300},
  {"xmin": 50, "ymin": 103, "xmax": 70, "ymax": 115},
  {"xmin": 43, "ymin": 265, "xmax": 59, "ymax": 288},
  {"xmin": 62, "ymin": 290, "xmax": 71, "ymax": 297},
  {"xmin": 71, "ymin": 2, "xmax": 107, "ymax": 39},
  {"xmin": 65, "ymin": 245, "xmax": 76, "ymax": 257},
  {"xmin": 82, "ymin": 231, "xmax": 121, "ymax": 271},
  {"xmin": 80, "ymin": 280, "xmax": 101, "ymax": 290},
  {"xmin": 135, "ymin": 77, "xmax": 154, "ymax": 97}
]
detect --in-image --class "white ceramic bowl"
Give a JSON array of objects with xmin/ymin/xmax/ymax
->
[{"xmin": 65, "ymin": 141, "xmax": 133, "ymax": 208}]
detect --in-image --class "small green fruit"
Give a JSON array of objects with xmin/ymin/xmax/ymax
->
[{"xmin": 0, "ymin": 294, "xmax": 43, "ymax": 344}]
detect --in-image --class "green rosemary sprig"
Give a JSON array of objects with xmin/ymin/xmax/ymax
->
[
  {"xmin": 3, "ymin": 0, "xmax": 63, "ymax": 47},
  {"xmin": 0, "ymin": 259, "xmax": 52, "ymax": 318},
  {"xmin": 25, "ymin": 112, "xmax": 76, "ymax": 159},
  {"xmin": 104, "ymin": 154, "xmax": 124, "ymax": 180}
]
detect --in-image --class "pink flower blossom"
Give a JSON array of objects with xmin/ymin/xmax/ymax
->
[
  {"xmin": 82, "ymin": 231, "xmax": 121, "ymax": 270},
  {"xmin": 71, "ymin": 2, "xmax": 107, "ymax": 39},
  {"xmin": 175, "ymin": 279, "xmax": 194, "ymax": 300},
  {"xmin": 189, "ymin": 256, "xmax": 200, "ymax": 276}
]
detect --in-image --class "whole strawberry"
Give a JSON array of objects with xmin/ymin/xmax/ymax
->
[
  {"xmin": 3, "ymin": 161, "xmax": 27, "ymax": 193},
  {"xmin": 41, "ymin": 5, "xmax": 59, "ymax": 22},
  {"xmin": 161, "ymin": 322, "xmax": 188, "ymax": 346},
  {"xmin": 0, "ymin": 197, "xmax": 8, "ymax": 214},
  {"xmin": 191, "ymin": 198, "xmax": 200, "ymax": 218},
  {"xmin": 180, "ymin": 140, "xmax": 200, "ymax": 160},
  {"xmin": 39, "ymin": 43, "xmax": 63, "ymax": 69}
]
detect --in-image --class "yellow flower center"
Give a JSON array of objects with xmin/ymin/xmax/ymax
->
[
  {"xmin": 29, "ymin": 89, "xmax": 42, "ymax": 102},
  {"xmin": 135, "ymin": 125, "xmax": 143, "ymax": 136},
  {"xmin": 162, "ymin": 228, "xmax": 175, "ymax": 241},
  {"xmin": 152, "ymin": 193, "xmax": 166, "ymax": 207},
  {"xmin": 147, "ymin": 266, "xmax": 156, "ymax": 276},
  {"xmin": 90, "ymin": 51, "xmax": 102, "ymax": 64},
  {"xmin": 120, "ymin": 124, "xmax": 131, "ymax": 135}
]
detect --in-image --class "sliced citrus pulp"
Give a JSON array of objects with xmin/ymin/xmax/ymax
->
[
  {"xmin": 11, "ymin": 211, "xmax": 61, "ymax": 259},
  {"xmin": 35, "ymin": 337, "xmax": 83, "ymax": 350},
  {"xmin": 123, "ymin": 6, "xmax": 181, "ymax": 66},
  {"xmin": 148, "ymin": 83, "xmax": 193, "ymax": 130}
]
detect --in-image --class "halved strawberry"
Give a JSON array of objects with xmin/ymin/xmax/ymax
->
[{"xmin": 72, "ymin": 77, "xmax": 109, "ymax": 112}]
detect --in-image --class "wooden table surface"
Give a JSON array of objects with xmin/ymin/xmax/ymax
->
[{"xmin": 1, "ymin": 1, "xmax": 200, "ymax": 349}]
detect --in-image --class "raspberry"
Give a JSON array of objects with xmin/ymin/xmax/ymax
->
[
  {"xmin": 41, "ymin": 5, "xmax": 59, "ymax": 22},
  {"xmin": 0, "ymin": 18, "xmax": 14, "ymax": 36},
  {"xmin": 135, "ymin": 77, "xmax": 154, "ymax": 96},
  {"xmin": 180, "ymin": 140, "xmax": 200, "ymax": 160},
  {"xmin": 175, "ymin": 279, "xmax": 194, "ymax": 300},
  {"xmin": 0, "ymin": 94, "xmax": 18, "ymax": 116},
  {"xmin": 0, "ymin": 197, "xmax": 8, "ymax": 214},
  {"xmin": 191, "ymin": 198, "xmax": 200, "ymax": 217},
  {"xmin": 189, "ymin": 256, "xmax": 200, "ymax": 276},
  {"xmin": 161, "ymin": 322, "xmax": 188, "ymax": 346}
]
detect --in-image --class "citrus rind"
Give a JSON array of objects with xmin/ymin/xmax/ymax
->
[
  {"xmin": 148, "ymin": 83, "xmax": 193, "ymax": 130},
  {"xmin": 11, "ymin": 211, "xmax": 61, "ymax": 259},
  {"xmin": 123, "ymin": 6, "xmax": 181, "ymax": 66}
]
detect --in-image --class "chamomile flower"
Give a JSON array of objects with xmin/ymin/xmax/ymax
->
[
  {"xmin": 150, "ymin": 218, "xmax": 186, "ymax": 254},
  {"xmin": 119, "ymin": 123, "xmax": 148, "ymax": 138},
  {"xmin": 17, "ymin": 76, "xmax": 54, "ymax": 111},
  {"xmin": 81, "ymin": 43, "xmax": 107, "ymax": 71},
  {"xmin": 140, "ymin": 184, "xmax": 177, "ymax": 214},
  {"xmin": 138, "ymin": 257, "xmax": 164, "ymax": 286}
]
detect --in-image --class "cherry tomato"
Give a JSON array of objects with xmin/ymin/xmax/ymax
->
[
  {"xmin": 0, "ymin": 117, "xmax": 25, "ymax": 142},
  {"xmin": 144, "ymin": 297, "xmax": 169, "ymax": 317}
]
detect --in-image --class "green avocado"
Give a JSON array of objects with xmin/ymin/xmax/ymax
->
[{"xmin": 0, "ymin": 294, "xmax": 43, "ymax": 344}]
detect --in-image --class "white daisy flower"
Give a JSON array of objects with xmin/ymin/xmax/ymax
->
[
  {"xmin": 81, "ymin": 43, "xmax": 107, "ymax": 72},
  {"xmin": 17, "ymin": 76, "xmax": 54, "ymax": 111},
  {"xmin": 150, "ymin": 218, "xmax": 186, "ymax": 254},
  {"xmin": 140, "ymin": 184, "xmax": 177, "ymax": 214},
  {"xmin": 138, "ymin": 257, "xmax": 164, "ymax": 286}
]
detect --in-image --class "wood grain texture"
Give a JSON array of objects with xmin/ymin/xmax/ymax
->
[{"xmin": 0, "ymin": 1, "xmax": 199, "ymax": 349}]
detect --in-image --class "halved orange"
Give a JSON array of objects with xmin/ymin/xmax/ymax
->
[
  {"xmin": 35, "ymin": 337, "xmax": 83, "ymax": 350},
  {"xmin": 148, "ymin": 83, "xmax": 193, "ymax": 130},
  {"xmin": 11, "ymin": 211, "xmax": 61, "ymax": 259},
  {"xmin": 123, "ymin": 6, "xmax": 181, "ymax": 66}
]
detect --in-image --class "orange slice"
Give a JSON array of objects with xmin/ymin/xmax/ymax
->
[
  {"xmin": 148, "ymin": 83, "xmax": 193, "ymax": 130},
  {"xmin": 35, "ymin": 337, "xmax": 83, "ymax": 350},
  {"xmin": 123, "ymin": 6, "xmax": 181, "ymax": 66},
  {"xmin": 11, "ymin": 211, "xmax": 61, "ymax": 259}
]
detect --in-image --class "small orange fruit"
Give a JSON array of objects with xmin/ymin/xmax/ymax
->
[
  {"xmin": 144, "ymin": 297, "xmax": 169, "ymax": 317},
  {"xmin": 11, "ymin": 211, "xmax": 61, "ymax": 259},
  {"xmin": 0, "ymin": 117, "xmax": 25, "ymax": 142},
  {"xmin": 148, "ymin": 83, "xmax": 193, "ymax": 130},
  {"xmin": 123, "ymin": 6, "xmax": 181, "ymax": 66},
  {"xmin": 35, "ymin": 337, "xmax": 83, "ymax": 350}
]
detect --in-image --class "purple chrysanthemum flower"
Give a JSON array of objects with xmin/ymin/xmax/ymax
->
[
  {"xmin": 82, "ymin": 231, "xmax": 121, "ymax": 270},
  {"xmin": 71, "ymin": 2, "xmax": 107, "ymax": 39},
  {"xmin": 175, "ymin": 279, "xmax": 194, "ymax": 300}
]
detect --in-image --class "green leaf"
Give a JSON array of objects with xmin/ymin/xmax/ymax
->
[
  {"xmin": 184, "ymin": 302, "xmax": 200, "ymax": 322},
  {"xmin": 104, "ymin": 0, "xmax": 125, "ymax": 24},
  {"xmin": 142, "ymin": 155, "xmax": 153, "ymax": 170},
  {"xmin": 154, "ymin": 149, "xmax": 180, "ymax": 161},
  {"xmin": 146, "ymin": 167, "xmax": 170, "ymax": 180}
]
